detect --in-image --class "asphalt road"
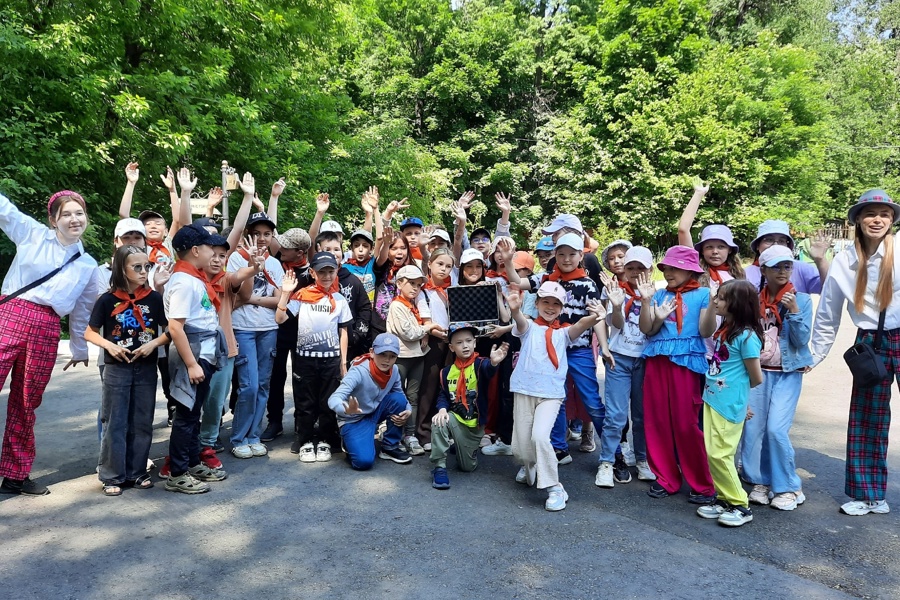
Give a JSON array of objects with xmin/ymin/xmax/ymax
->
[{"xmin": 0, "ymin": 308, "xmax": 897, "ymax": 600}]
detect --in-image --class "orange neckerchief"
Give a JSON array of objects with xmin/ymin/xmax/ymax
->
[
  {"xmin": 707, "ymin": 264, "xmax": 731, "ymax": 286},
  {"xmin": 391, "ymin": 293, "xmax": 423, "ymax": 324},
  {"xmin": 147, "ymin": 240, "xmax": 171, "ymax": 265},
  {"xmin": 238, "ymin": 247, "xmax": 277, "ymax": 288},
  {"xmin": 293, "ymin": 279, "xmax": 339, "ymax": 312},
  {"xmin": 410, "ymin": 246, "xmax": 423, "ymax": 260},
  {"xmin": 752, "ymin": 258, "xmax": 760, "ymax": 267},
  {"xmin": 485, "ymin": 269, "xmax": 508, "ymax": 281},
  {"xmin": 346, "ymin": 256, "xmax": 371, "ymax": 267},
  {"xmin": 111, "ymin": 287, "xmax": 154, "ymax": 329},
  {"xmin": 173, "ymin": 261, "xmax": 222, "ymax": 312},
  {"xmin": 713, "ymin": 323, "xmax": 731, "ymax": 346},
  {"xmin": 352, "ymin": 353, "xmax": 392, "ymax": 389},
  {"xmin": 665, "ymin": 280, "xmax": 702, "ymax": 334},
  {"xmin": 760, "ymin": 282, "xmax": 795, "ymax": 329},
  {"xmin": 424, "ymin": 276, "xmax": 450, "ymax": 304},
  {"xmin": 535, "ymin": 316, "xmax": 569, "ymax": 369},
  {"xmin": 209, "ymin": 271, "xmax": 227, "ymax": 308},
  {"xmin": 282, "ymin": 257, "xmax": 307, "ymax": 273},
  {"xmin": 619, "ymin": 281, "xmax": 640, "ymax": 315},
  {"xmin": 453, "ymin": 353, "xmax": 479, "ymax": 408},
  {"xmin": 547, "ymin": 266, "xmax": 588, "ymax": 282}
]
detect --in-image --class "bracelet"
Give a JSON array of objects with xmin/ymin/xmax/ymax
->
[{"xmin": 277, "ymin": 305, "xmax": 287, "ymax": 312}]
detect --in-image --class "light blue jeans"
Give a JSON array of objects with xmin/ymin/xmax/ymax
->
[
  {"xmin": 740, "ymin": 370, "xmax": 804, "ymax": 493},
  {"xmin": 601, "ymin": 353, "xmax": 647, "ymax": 463},
  {"xmin": 200, "ymin": 356, "xmax": 235, "ymax": 448},
  {"xmin": 231, "ymin": 329, "xmax": 277, "ymax": 447}
]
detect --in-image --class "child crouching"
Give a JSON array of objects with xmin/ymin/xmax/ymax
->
[{"xmin": 507, "ymin": 282, "xmax": 605, "ymax": 511}]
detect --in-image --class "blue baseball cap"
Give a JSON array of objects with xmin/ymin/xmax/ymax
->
[
  {"xmin": 400, "ymin": 217, "xmax": 424, "ymax": 230},
  {"xmin": 372, "ymin": 332, "xmax": 400, "ymax": 355},
  {"xmin": 172, "ymin": 223, "xmax": 214, "ymax": 252},
  {"xmin": 535, "ymin": 236, "xmax": 555, "ymax": 252}
]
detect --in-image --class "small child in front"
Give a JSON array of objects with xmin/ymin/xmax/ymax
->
[
  {"xmin": 507, "ymin": 281, "xmax": 605, "ymax": 511},
  {"xmin": 430, "ymin": 325, "xmax": 508, "ymax": 490},
  {"xmin": 696, "ymin": 280, "xmax": 763, "ymax": 527},
  {"xmin": 328, "ymin": 333, "xmax": 414, "ymax": 470}
]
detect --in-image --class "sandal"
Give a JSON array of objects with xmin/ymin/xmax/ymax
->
[
  {"xmin": 126, "ymin": 474, "xmax": 154, "ymax": 490},
  {"xmin": 103, "ymin": 484, "xmax": 123, "ymax": 497},
  {"xmin": 164, "ymin": 473, "xmax": 210, "ymax": 495}
]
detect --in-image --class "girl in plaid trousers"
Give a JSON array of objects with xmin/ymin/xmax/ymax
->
[{"xmin": 812, "ymin": 189, "xmax": 900, "ymax": 516}]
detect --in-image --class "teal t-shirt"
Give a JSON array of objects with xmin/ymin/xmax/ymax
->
[{"xmin": 703, "ymin": 328, "xmax": 762, "ymax": 424}]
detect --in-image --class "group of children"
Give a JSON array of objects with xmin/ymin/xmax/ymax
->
[{"xmin": 0, "ymin": 167, "xmax": 831, "ymax": 527}]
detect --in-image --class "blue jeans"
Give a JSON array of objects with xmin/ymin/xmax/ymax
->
[
  {"xmin": 98, "ymin": 360, "xmax": 158, "ymax": 484},
  {"xmin": 231, "ymin": 329, "xmax": 277, "ymax": 447},
  {"xmin": 551, "ymin": 347, "xmax": 606, "ymax": 454},
  {"xmin": 339, "ymin": 391, "xmax": 408, "ymax": 470},
  {"xmin": 601, "ymin": 353, "xmax": 647, "ymax": 463},
  {"xmin": 740, "ymin": 370, "xmax": 804, "ymax": 493},
  {"xmin": 200, "ymin": 356, "xmax": 235, "ymax": 448}
]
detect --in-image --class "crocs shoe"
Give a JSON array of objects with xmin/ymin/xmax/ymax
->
[
  {"xmin": 189, "ymin": 464, "xmax": 227, "ymax": 482},
  {"xmin": 165, "ymin": 473, "xmax": 210, "ymax": 494}
]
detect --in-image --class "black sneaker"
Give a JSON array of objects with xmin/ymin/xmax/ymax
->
[
  {"xmin": 556, "ymin": 449, "xmax": 573, "ymax": 465},
  {"xmin": 647, "ymin": 482, "xmax": 670, "ymax": 499},
  {"xmin": 379, "ymin": 446, "xmax": 412, "ymax": 464},
  {"xmin": 167, "ymin": 406, "xmax": 175, "ymax": 427},
  {"xmin": 212, "ymin": 439, "xmax": 226, "ymax": 453},
  {"xmin": 290, "ymin": 435, "xmax": 302, "ymax": 454},
  {"xmin": 613, "ymin": 456, "xmax": 632, "ymax": 484},
  {"xmin": 260, "ymin": 422, "xmax": 283, "ymax": 443},
  {"xmin": 688, "ymin": 490, "xmax": 718, "ymax": 505},
  {"xmin": 0, "ymin": 477, "xmax": 50, "ymax": 496}
]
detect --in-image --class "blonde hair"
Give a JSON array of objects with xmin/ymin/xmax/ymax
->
[{"xmin": 853, "ymin": 224, "xmax": 894, "ymax": 312}]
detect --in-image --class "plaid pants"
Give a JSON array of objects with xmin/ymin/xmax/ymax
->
[
  {"xmin": 0, "ymin": 298, "xmax": 60, "ymax": 480},
  {"xmin": 846, "ymin": 327, "xmax": 899, "ymax": 502}
]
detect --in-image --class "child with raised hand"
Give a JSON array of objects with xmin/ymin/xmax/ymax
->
[
  {"xmin": 508, "ymin": 282, "xmax": 605, "ymax": 511},
  {"xmin": 386, "ymin": 265, "xmax": 446, "ymax": 456},
  {"xmin": 85, "ymin": 245, "xmax": 169, "ymax": 496},
  {"xmin": 328, "ymin": 333, "xmax": 413, "ymax": 470},
  {"xmin": 639, "ymin": 246, "xmax": 718, "ymax": 502},
  {"xmin": 695, "ymin": 280, "xmax": 763, "ymax": 527},
  {"xmin": 345, "ymin": 186, "xmax": 384, "ymax": 301},
  {"xmin": 371, "ymin": 226, "xmax": 414, "ymax": 336},
  {"xmin": 430, "ymin": 325, "xmax": 508, "ymax": 490},
  {"xmin": 741, "ymin": 245, "xmax": 813, "ymax": 511},
  {"xmin": 677, "ymin": 177, "xmax": 745, "ymax": 291},
  {"xmin": 596, "ymin": 248, "xmax": 657, "ymax": 486}
]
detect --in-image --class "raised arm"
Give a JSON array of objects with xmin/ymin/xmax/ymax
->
[
  {"xmin": 119, "ymin": 162, "xmax": 140, "ymax": 219},
  {"xmin": 227, "ymin": 172, "xmax": 256, "ymax": 254},
  {"xmin": 362, "ymin": 186, "xmax": 379, "ymax": 233},
  {"xmin": 173, "ymin": 167, "xmax": 197, "ymax": 237},
  {"xmin": 698, "ymin": 288, "xmax": 718, "ymax": 338},
  {"xmin": 677, "ymin": 176, "xmax": 709, "ymax": 247},
  {"xmin": 309, "ymin": 193, "xmax": 329, "ymax": 243},
  {"xmin": 637, "ymin": 273, "xmax": 660, "ymax": 336},
  {"xmin": 159, "ymin": 166, "xmax": 179, "ymax": 225},
  {"xmin": 494, "ymin": 192, "xmax": 512, "ymax": 238},
  {"xmin": 506, "ymin": 287, "xmax": 529, "ymax": 333},
  {"xmin": 375, "ymin": 225, "xmax": 393, "ymax": 268},
  {"xmin": 496, "ymin": 237, "xmax": 531, "ymax": 291},
  {"xmin": 268, "ymin": 178, "xmax": 286, "ymax": 227},
  {"xmin": 569, "ymin": 301, "xmax": 605, "ymax": 341}
]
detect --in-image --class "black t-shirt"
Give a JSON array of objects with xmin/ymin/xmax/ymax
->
[{"xmin": 89, "ymin": 290, "xmax": 167, "ymax": 364}]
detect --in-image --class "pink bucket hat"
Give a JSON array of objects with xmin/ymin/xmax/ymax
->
[{"xmin": 657, "ymin": 245, "xmax": 704, "ymax": 274}]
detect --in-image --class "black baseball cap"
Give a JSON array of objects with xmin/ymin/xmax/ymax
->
[
  {"xmin": 172, "ymin": 223, "xmax": 214, "ymax": 252},
  {"xmin": 246, "ymin": 212, "xmax": 276, "ymax": 230},
  {"xmin": 310, "ymin": 251, "xmax": 339, "ymax": 271},
  {"xmin": 208, "ymin": 233, "xmax": 230, "ymax": 250},
  {"xmin": 193, "ymin": 217, "xmax": 221, "ymax": 231}
]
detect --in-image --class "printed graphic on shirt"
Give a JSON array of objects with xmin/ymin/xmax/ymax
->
[
  {"xmin": 291, "ymin": 295, "xmax": 353, "ymax": 357},
  {"xmin": 530, "ymin": 274, "xmax": 601, "ymax": 348},
  {"xmin": 345, "ymin": 261, "xmax": 376, "ymax": 301},
  {"xmin": 90, "ymin": 291, "xmax": 167, "ymax": 364},
  {"xmin": 707, "ymin": 340, "xmax": 730, "ymax": 378},
  {"xmin": 760, "ymin": 308, "xmax": 782, "ymax": 368}
]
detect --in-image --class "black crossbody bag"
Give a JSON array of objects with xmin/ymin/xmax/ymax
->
[
  {"xmin": 0, "ymin": 252, "xmax": 82, "ymax": 308},
  {"xmin": 843, "ymin": 309, "xmax": 888, "ymax": 388}
]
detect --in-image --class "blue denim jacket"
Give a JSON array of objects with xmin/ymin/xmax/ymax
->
[{"xmin": 778, "ymin": 292, "xmax": 814, "ymax": 372}]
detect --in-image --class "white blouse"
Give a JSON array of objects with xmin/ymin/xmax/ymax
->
[{"xmin": 0, "ymin": 193, "xmax": 100, "ymax": 360}]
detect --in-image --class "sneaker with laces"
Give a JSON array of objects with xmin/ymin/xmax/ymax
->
[
  {"xmin": 635, "ymin": 460, "xmax": 656, "ymax": 481},
  {"xmin": 432, "ymin": 467, "xmax": 450, "ymax": 489},
  {"xmin": 249, "ymin": 443, "xmax": 268, "ymax": 457},
  {"xmin": 159, "ymin": 456, "xmax": 171, "ymax": 478},
  {"xmin": 840, "ymin": 499, "xmax": 890, "ymax": 516},
  {"xmin": 688, "ymin": 490, "xmax": 717, "ymax": 505},
  {"xmin": 620, "ymin": 441, "xmax": 636, "ymax": 466},
  {"xmin": 771, "ymin": 490, "xmax": 805, "ymax": 511},
  {"xmin": 260, "ymin": 422, "xmax": 283, "ymax": 442},
  {"xmin": 647, "ymin": 482, "xmax": 670, "ymax": 499},
  {"xmin": 316, "ymin": 442, "xmax": 332, "ymax": 462},
  {"xmin": 697, "ymin": 501, "xmax": 728, "ymax": 519},
  {"xmin": 718, "ymin": 505, "xmax": 753, "ymax": 527},
  {"xmin": 556, "ymin": 449, "xmax": 573, "ymax": 465},
  {"xmin": 200, "ymin": 447, "xmax": 223, "ymax": 469},
  {"xmin": 482, "ymin": 440, "xmax": 513, "ymax": 456},
  {"xmin": 404, "ymin": 436, "xmax": 425, "ymax": 456},
  {"xmin": 545, "ymin": 485, "xmax": 569, "ymax": 511},
  {"xmin": 379, "ymin": 446, "xmax": 412, "ymax": 464},
  {"xmin": 579, "ymin": 426, "xmax": 596, "ymax": 453},
  {"xmin": 0, "ymin": 476, "xmax": 50, "ymax": 496},
  {"xmin": 748, "ymin": 484, "xmax": 772, "ymax": 505},
  {"xmin": 298, "ymin": 442, "xmax": 316, "ymax": 463},
  {"xmin": 595, "ymin": 462, "xmax": 614, "ymax": 488},
  {"xmin": 613, "ymin": 456, "xmax": 632, "ymax": 484},
  {"xmin": 231, "ymin": 445, "xmax": 253, "ymax": 459},
  {"xmin": 479, "ymin": 434, "xmax": 492, "ymax": 448},
  {"xmin": 189, "ymin": 463, "xmax": 228, "ymax": 482},
  {"xmin": 515, "ymin": 466, "xmax": 530, "ymax": 485}
]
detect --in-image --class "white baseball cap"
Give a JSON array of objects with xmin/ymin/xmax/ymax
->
[
  {"xmin": 321, "ymin": 220, "xmax": 344, "ymax": 234},
  {"xmin": 114, "ymin": 218, "xmax": 147, "ymax": 239},
  {"xmin": 429, "ymin": 229, "xmax": 451, "ymax": 244},
  {"xmin": 536, "ymin": 281, "xmax": 567, "ymax": 304},
  {"xmin": 554, "ymin": 233, "xmax": 584, "ymax": 251},
  {"xmin": 460, "ymin": 248, "xmax": 487, "ymax": 265},
  {"xmin": 623, "ymin": 246, "xmax": 653, "ymax": 269}
]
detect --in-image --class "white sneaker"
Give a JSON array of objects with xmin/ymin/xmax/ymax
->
[
  {"xmin": 718, "ymin": 505, "xmax": 753, "ymax": 527},
  {"xmin": 748, "ymin": 484, "xmax": 772, "ymax": 505},
  {"xmin": 479, "ymin": 434, "xmax": 492, "ymax": 448},
  {"xmin": 404, "ymin": 436, "xmax": 425, "ymax": 456},
  {"xmin": 635, "ymin": 460, "xmax": 656, "ymax": 481},
  {"xmin": 231, "ymin": 444, "xmax": 253, "ymax": 459},
  {"xmin": 568, "ymin": 428, "xmax": 582, "ymax": 441},
  {"xmin": 375, "ymin": 422, "xmax": 386, "ymax": 441},
  {"xmin": 545, "ymin": 485, "xmax": 568, "ymax": 511},
  {"xmin": 482, "ymin": 440, "xmax": 513, "ymax": 456},
  {"xmin": 841, "ymin": 499, "xmax": 890, "ymax": 516},
  {"xmin": 316, "ymin": 442, "xmax": 332, "ymax": 462},
  {"xmin": 249, "ymin": 443, "xmax": 268, "ymax": 457},
  {"xmin": 620, "ymin": 441, "xmax": 636, "ymax": 467},
  {"xmin": 696, "ymin": 502, "xmax": 727, "ymax": 519},
  {"xmin": 595, "ymin": 462, "xmax": 614, "ymax": 488},
  {"xmin": 770, "ymin": 491, "xmax": 805, "ymax": 511},
  {"xmin": 298, "ymin": 442, "xmax": 316, "ymax": 463},
  {"xmin": 515, "ymin": 466, "xmax": 529, "ymax": 485},
  {"xmin": 422, "ymin": 442, "xmax": 432, "ymax": 452}
]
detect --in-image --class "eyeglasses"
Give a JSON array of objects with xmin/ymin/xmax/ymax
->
[
  {"xmin": 471, "ymin": 236, "xmax": 490, "ymax": 243},
  {"xmin": 130, "ymin": 264, "xmax": 153, "ymax": 273}
]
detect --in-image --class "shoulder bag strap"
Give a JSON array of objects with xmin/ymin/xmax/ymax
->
[
  {"xmin": 875, "ymin": 309, "xmax": 887, "ymax": 351},
  {"xmin": 0, "ymin": 251, "xmax": 82, "ymax": 308}
]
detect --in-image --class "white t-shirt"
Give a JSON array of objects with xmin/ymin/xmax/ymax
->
[
  {"xmin": 608, "ymin": 300, "xmax": 648, "ymax": 358},
  {"xmin": 423, "ymin": 288, "xmax": 449, "ymax": 329},
  {"xmin": 227, "ymin": 253, "xmax": 283, "ymax": 331},
  {"xmin": 164, "ymin": 272, "xmax": 219, "ymax": 363},
  {"xmin": 510, "ymin": 321, "xmax": 573, "ymax": 399},
  {"xmin": 286, "ymin": 294, "xmax": 353, "ymax": 357}
]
